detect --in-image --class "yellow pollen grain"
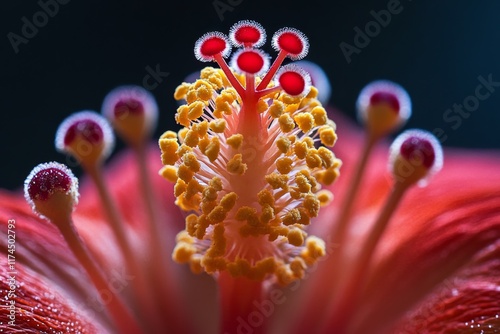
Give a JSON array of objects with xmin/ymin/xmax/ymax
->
[
  {"xmin": 257, "ymin": 189, "xmax": 275, "ymax": 206},
  {"xmin": 282, "ymin": 209, "xmax": 301, "ymax": 226},
  {"xmin": 192, "ymin": 121, "xmax": 209, "ymax": 137},
  {"xmin": 208, "ymin": 206, "xmax": 228, "ymax": 223},
  {"xmin": 159, "ymin": 138, "xmax": 179, "ymax": 165},
  {"xmin": 284, "ymin": 103, "xmax": 299, "ymax": 114},
  {"xmin": 226, "ymin": 134, "xmax": 243, "ymax": 150},
  {"xmin": 206, "ymin": 224, "xmax": 226, "ymax": 258},
  {"xmin": 205, "ymin": 137, "xmax": 220, "ymax": 162},
  {"xmin": 220, "ymin": 192, "xmax": 238, "ymax": 211},
  {"xmin": 214, "ymin": 100, "xmax": 231, "ymax": 118},
  {"xmin": 174, "ymin": 82, "xmax": 191, "ymax": 100},
  {"xmin": 202, "ymin": 186, "xmax": 218, "ymax": 202},
  {"xmin": 188, "ymin": 101, "xmax": 205, "ymax": 120},
  {"xmin": 178, "ymin": 128, "xmax": 188, "ymax": 142},
  {"xmin": 281, "ymin": 94, "xmax": 301, "ymax": 105},
  {"xmin": 317, "ymin": 189, "xmax": 333, "ymax": 206},
  {"xmin": 316, "ymin": 166, "xmax": 340, "ymax": 185},
  {"xmin": 306, "ymin": 86, "xmax": 319, "ymax": 99},
  {"xmin": 290, "ymin": 257, "xmax": 306, "ymax": 279},
  {"xmin": 185, "ymin": 214, "xmax": 198, "ymax": 236},
  {"xmin": 287, "ymin": 229, "xmax": 305, "ymax": 247},
  {"xmin": 209, "ymin": 177, "xmax": 223, "ymax": 191},
  {"xmin": 174, "ymin": 179, "xmax": 187, "ymax": 197},
  {"xmin": 318, "ymin": 147, "xmax": 335, "ymax": 168},
  {"xmin": 294, "ymin": 113, "xmax": 314, "ymax": 133},
  {"xmin": 257, "ymin": 99, "xmax": 269, "ymax": 113},
  {"xmin": 186, "ymin": 179, "xmax": 203, "ymax": 199},
  {"xmin": 295, "ymin": 174, "xmax": 311, "ymax": 193},
  {"xmin": 297, "ymin": 207, "xmax": 311, "ymax": 225},
  {"xmin": 269, "ymin": 100, "xmax": 285, "ymax": 118},
  {"xmin": 311, "ymin": 106, "xmax": 327, "ymax": 125},
  {"xmin": 260, "ymin": 204, "xmax": 275, "ymax": 224},
  {"xmin": 175, "ymin": 105, "xmax": 190, "ymax": 127},
  {"xmin": 176, "ymin": 143, "xmax": 193, "ymax": 157},
  {"xmin": 195, "ymin": 215, "xmax": 211, "ymax": 239},
  {"xmin": 177, "ymin": 164, "xmax": 194, "ymax": 183},
  {"xmin": 186, "ymin": 90, "xmax": 198, "ymax": 104},
  {"xmin": 194, "ymin": 81, "xmax": 214, "ymax": 101},
  {"xmin": 159, "ymin": 165, "xmax": 178, "ymax": 182},
  {"xmin": 276, "ymin": 157, "xmax": 293, "ymax": 175},
  {"xmin": 302, "ymin": 236, "xmax": 326, "ymax": 264},
  {"xmin": 183, "ymin": 129, "xmax": 199, "ymax": 147},
  {"xmin": 293, "ymin": 141, "xmax": 308, "ymax": 159},
  {"xmin": 172, "ymin": 242, "xmax": 195, "ymax": 263},
  {"xmin": 319, "ymin": 125, "xmax": 337, "ymax": 147},
  {"xmin": 305, "ymin": 149, "xmax": 322, "ymax": 169},
  {"xmin": 265, "ymin": 173, "xmax": 289, "ymax": 190},
  {"xmin": 279, "ymin": 114, "xmax": 295, "ymax": 133},
  {"xmin": 160, "ymin": 130, "xmax": 177, "ymax": 140},
  {"xmin": 227, "ymin": 154, "xmax": 247, "ymax": 175},
  {"xmin": 235, "ymin": 206, "xmax": 258, "ymax": 224},
  {"xmin": 276, "ymin": 136, "xmax": 291, "ymax": 154},
  {"xmin": 303, "ymin": 194, "xmax": 320, "ymax": 217},
  {"xmin": 209, "ymin": 119, "xmax": 227, "ymax": 133}
]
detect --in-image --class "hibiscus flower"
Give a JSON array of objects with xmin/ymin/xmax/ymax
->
[{"xmin": 1, "ymin": 20, "xmax": 500, "ymax": 334}]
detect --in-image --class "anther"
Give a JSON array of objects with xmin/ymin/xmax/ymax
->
[
  {"xmin": 101, "ymin": 85, "xmax": 158, "ymax": 148},
  {"xmin": 24, "ymin": 162, "xmax": 142, "ymax": 334},
  {"xmin": 55, "ymin": 111, "xmax": 114, "ymax": 169},
  {"xmin": 389, "ymin": 129, "xmax": 443, "ymax": 187},
  {"xmin": 356, "ymin": 80, "xmax": 411, "ymax": 140}
]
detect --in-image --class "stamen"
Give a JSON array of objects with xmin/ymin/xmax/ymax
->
[
  {"xmin": 326, "ymin": 129, "xmax": 443, "ymax": 332},
  {"xmin": 56, "ymin": 111, "xmax": 138, "ymax": 273},
  {"xmin": 55, "ymin": 111, "xmax": 114, "ymax": 169},
  {"xmin": 24, "ymin": 162, "xmax": 142, "ymax": 334},
  {"xmin": 356, "ymin": 80, "xmax": 411, "ymax": 140},
  {"xmin": 332, "ymin": 80, "xmax": 412, "ymax": 247},
  {"xmin": 389, "ymin": 129, "xmax": 443, "ymax": 187},
  {"xmin": 55, "ymin": 110, "xmax": 157, "ymax": 331},
  {"xmin": 101, "ymin": 85, "xmax": 158, "ymax": 148},
  {"xmin": 161, "ymin": 20, "xmax": 341, "ymax": 287},
  {"xmin": 102, "ymin": 85, "xmax": 190, "ymax": 332}
]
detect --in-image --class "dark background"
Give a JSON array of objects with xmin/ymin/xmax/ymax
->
[{"xmin": 2, "ymin": 0, "xmax": 500, "ymax": 191}]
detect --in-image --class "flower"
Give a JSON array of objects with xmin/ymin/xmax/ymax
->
[{"xmin": 1, "ymin": 19, "xmax": 500, "ymax": 334}]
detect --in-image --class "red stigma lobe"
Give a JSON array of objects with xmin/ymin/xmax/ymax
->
[
  {"xmin": 114, "ymin": 98, "xmax": 145, "ymax": 118},
  {"xmin": 400, "ymin": 136, "xmax": 436, "ymax": 169},
  {"xmin": 370, "ymin": 91, "xmax": 400, "ymax": 113},
  {"xmin": 64, "ymin": 119, "xmax": 104, "ymax": 146},
  {"xmin": 27, "ymin": 167, "xmax": 72, "ymax": 201}
]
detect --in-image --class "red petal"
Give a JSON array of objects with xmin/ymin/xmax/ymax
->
[
  {"xmin": 389, "ymin": 242, "xmax": 500, "ymax": 333},
  {"xmin": 0, "ymin": 255, "xmax": 102, "ymax": 333},
  {"xmin": 350, "ymin": 149, "xmax": 500, "ymax": 333}
]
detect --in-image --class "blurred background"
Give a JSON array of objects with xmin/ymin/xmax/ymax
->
[{"xmin": 2, "ymin": 0, "xmax": 500, "ymax": 191}]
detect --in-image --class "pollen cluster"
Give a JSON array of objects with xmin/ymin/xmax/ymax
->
[{"xmin": 159, "ymin": 21, "xmax": 341, "ymax": 285}]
